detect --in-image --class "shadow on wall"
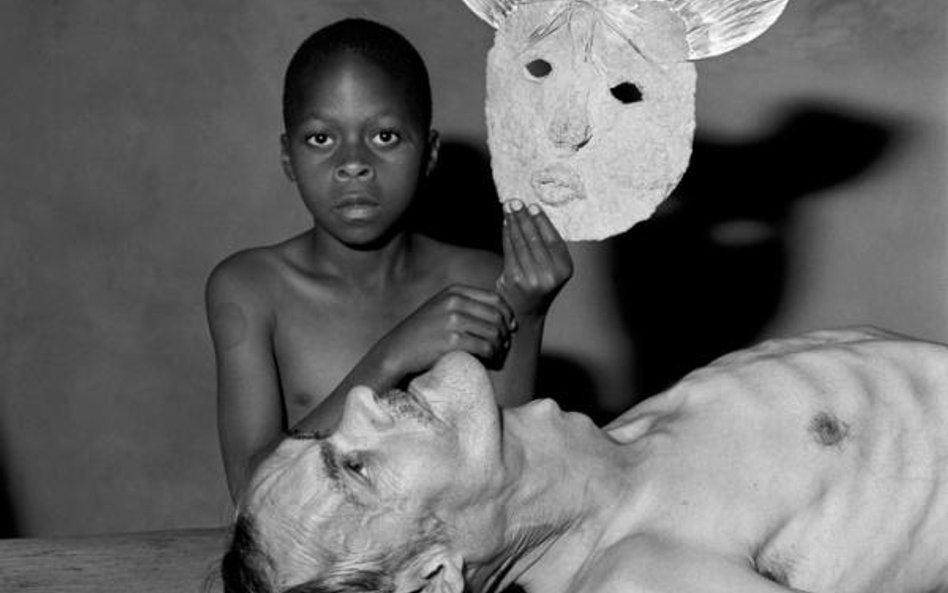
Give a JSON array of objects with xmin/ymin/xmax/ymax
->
[
  {"xmin": 412, "ymin": 138, "xmax": 504, "ymax": 254},
  {"xmin": 612, "ymin": 102, "xmax": 898, "ymax": 401},
  {"xmin": 0, "ymin": 434, "xmax": 19, "ymax": 537},
  {"xmin": 408, "ymin": 105, "xmax": 896, "ymax": 421}
]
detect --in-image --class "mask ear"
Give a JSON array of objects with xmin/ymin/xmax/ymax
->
[
  {"xmin": 396, "ymin": 547, "xmax": 465, "ymax": 593},
  {"xmin": 459, "ymin": 0, "xmax": 514, "ymax": 28},
  {"xmin": 666, "ymin": 0, "xmax": 790, "ymax": 60},
  {"xmin": 280, "ymin": 133, "xmax": 296, "ymax": 182}
]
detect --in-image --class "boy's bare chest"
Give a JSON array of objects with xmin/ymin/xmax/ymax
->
[{"xmin": 270, "ymin": 286, "xmax": 430, "ymax": 414}]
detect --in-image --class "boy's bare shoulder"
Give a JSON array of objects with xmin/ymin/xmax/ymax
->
[
  {"xmin": 416, "ymin": 235, "xmax": 502, "ymax": 287},
  {"xmin": 205, "ymin": 235, "xmax": 306, "ymax": 303}
]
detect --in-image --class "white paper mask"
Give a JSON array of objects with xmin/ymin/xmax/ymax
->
[{"xmin": 463, "ymin": 0, "xmax": 789, "ymax": 240}]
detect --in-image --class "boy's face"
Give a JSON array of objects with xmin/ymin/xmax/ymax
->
[{"xmin": 281, "ymin": 54, "xmax": 436, "ymax": 247}]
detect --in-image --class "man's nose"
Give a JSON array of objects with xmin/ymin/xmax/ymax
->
[
  {"xmin": 334, "ymin": 146, "xmax": 374, "ymax": 182},
  {"xmin": 548, "ymin": 92, "xmax": 592, "ymax": 153},
  {"xmin": 339, "ymin": 386, "xmax": 393, "ymax": 435}
]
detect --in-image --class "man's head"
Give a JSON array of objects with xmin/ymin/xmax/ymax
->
[{"xmin": 222, "ymin": 353, "xmax": 507, "ymax": 593}]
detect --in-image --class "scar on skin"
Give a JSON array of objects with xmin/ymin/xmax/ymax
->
[
  {"xmin": 809, "ymin": 411, "xmax": 851, "ymax": 448},
  {"xmin": 212, "ymin": 302, "xmax": 248, "ymax": 350}
]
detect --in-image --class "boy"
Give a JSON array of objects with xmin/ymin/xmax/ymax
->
[{"xmin": 205, "ymin": 19, "xmax": 572, "ymax": 501}]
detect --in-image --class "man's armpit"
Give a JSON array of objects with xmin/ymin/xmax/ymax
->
[{"xmin": 573, "ymin": 535, "xmax": 804, "ymax": 593}]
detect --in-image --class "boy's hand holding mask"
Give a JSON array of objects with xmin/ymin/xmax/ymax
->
[
  {"xmin": 497, "ymin": 200, "xmax": 573, "ymax": 322},
  {"xmin": 463, "ymin": 0, "xmax": 789, "ymax": 241}
]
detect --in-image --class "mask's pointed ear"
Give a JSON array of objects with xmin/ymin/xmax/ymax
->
[
  {"xmin": 665, "ymin": 0, "xmax": 790, "ymax": 59},
  {"xmin": 396, "ymin": 547, "xmax": 465, "ymax": 593},
  {"xmin": 460, "ymin": 0, "xmax": 516, "ymax": 28}
]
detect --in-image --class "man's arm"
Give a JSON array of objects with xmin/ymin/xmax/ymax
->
[{"xmin": 206, "ymin": 257, "xmax": 284, "ymax": 502}]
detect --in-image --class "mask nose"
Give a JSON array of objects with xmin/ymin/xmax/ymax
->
[{"xmin": 548, "ymin": 91, "xmax": 592, "ymax": 153}]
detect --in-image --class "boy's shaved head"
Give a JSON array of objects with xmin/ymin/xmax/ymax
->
[{"xmin": 282, "ymin": 18, "xmax": 433, "ymax": 131}]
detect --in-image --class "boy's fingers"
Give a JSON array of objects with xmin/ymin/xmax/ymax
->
[
  {"xmin": 532, "ymin": 205, "xmax": 564, "ymax": 247},
  {"xmin": 501, "ymin": 209, "xmax": 525, "ymax": 280},
  {"xmin": 517, "ymin": 203, "xmax": 556, "ymax": 270},
  {"xmin": 452, "ymin": 312, "xmax": 509, "ymax": 348},
  {"xmin": 531, "ymin": 206, "xmax": 572, "ymax": 271},
  {"xmin": 505, "ymin": 201, "xmax": 539, "ymax": 273},
  {"xmin": 451, "ymin": 333, "xmax": 508, "ymax": 364},
  {"xmin": 448, "ymin": 285, "xmax": 515, "ymax": 330}
]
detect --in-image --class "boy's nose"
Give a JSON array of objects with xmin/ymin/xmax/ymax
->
[{"xmin": 334, "ymin": 161, "xmax": 373, "ymax": 181}]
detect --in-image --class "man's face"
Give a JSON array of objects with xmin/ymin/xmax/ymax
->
[
  {"xmin": 244, "ymin": 353, "xmax": 503, "ymax": 590},
  {"xmin": 486, "ymin": 1, "xmax": 696, "ymax": 240},
  {"xmin": 281, "ymin": 54, "xmax": 435, "ymax": 248}
]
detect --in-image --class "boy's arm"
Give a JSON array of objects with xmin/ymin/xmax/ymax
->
[
  {"xmin": 206, "ymin": 259, "xmax": 284, "ymax": 502},
  {"xmin": 493, "ymin": 200, "xmax": 573, "ymax": 406},
  {"xmin": 290, "ymin": 284, "xmax": 516, "ymax": 435}
]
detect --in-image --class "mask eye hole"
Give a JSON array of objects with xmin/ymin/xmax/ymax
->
[
  {"xmin": 525, "ymin": 58, "xmax": 553, "ymax": 79},
  {"xmin": 610, "ymin": 82, "xmax": 643, "ymax": 104}
]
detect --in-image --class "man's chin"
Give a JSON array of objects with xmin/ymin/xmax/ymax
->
[{"xmin": 408, "ymin": 352, "xmax": 499, "ymax": 422}]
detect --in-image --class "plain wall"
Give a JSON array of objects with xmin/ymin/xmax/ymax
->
[{"xmin": 1, "ymin": 0, "xmax": 945, "ymax": 536}]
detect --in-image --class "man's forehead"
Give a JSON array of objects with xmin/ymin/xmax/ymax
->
[
  {"xmin": 244, "ymin": 438, "xmax": 416, "ymax": 588},
  {"xmin": 247, "ymin": 439, "xmax": 332, "ymax": 515},
  {"xmin": 245, "ymin": 441, "xmax": 351, "ymax": 568}
]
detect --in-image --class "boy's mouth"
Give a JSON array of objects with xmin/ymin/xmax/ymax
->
[{"xmin": 335, "ymin": 195, "xmax": 379, "ymax": 220}]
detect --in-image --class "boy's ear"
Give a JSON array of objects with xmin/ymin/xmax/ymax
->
[
  {"xmin": 280, "ymin": 133, "xmax": 296, "ymax": 182},
  {"xmin": 396, "ymin": 546, "xmax": 464, "ymax": 593},
  {"xmin": 425, "ymin": 129, "xmax": 440, "ymax": 177}
]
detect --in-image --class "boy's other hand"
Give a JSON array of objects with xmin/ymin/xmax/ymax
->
[
  {"xmin": 498, "ymin": 200, "xmax": 573, "ymax": 321},
  {"xmin": 379, "ymin": 285, "xmax": 516, "ymax": 375}
]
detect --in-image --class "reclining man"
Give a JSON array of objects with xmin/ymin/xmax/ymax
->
[{"xmin": 222, "ymin": 327, "xmax": 948, "ymax": 593}]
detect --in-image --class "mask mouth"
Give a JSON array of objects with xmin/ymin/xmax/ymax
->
[{"xmin": 531, "ymin": 163, "xmax": 587, "ymax": 206}]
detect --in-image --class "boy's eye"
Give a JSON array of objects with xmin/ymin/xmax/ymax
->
[
  {"xmin": 305, "ymin": 133, "xmax": 334, "ymax": 148},
  {"xmin": 373, "ymin": 130, "xmax": 401, "ymax": 147}
]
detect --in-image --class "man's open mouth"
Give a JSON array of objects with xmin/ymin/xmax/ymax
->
[{"xmin": 382, "ymin": 388, "xmax": 436, "ymax": 425}]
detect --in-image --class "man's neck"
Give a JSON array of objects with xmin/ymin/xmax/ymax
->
[{"xmin": 468, "ymin": 401, "xmax": 636, "ymax": 593}]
